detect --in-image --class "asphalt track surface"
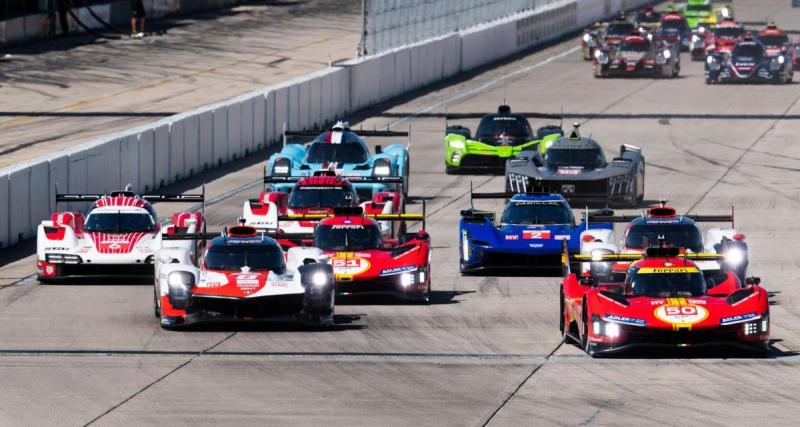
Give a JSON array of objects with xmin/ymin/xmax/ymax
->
[{"xmin": 2, "ymin": 0, "xmax": 800, "ymax": 425}]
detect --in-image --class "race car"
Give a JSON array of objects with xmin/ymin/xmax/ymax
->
[
  {"xmin": 266, "ymin": 122, "xmax": 410, "ymax": 199},
  {"xmin": 242, "ymin": 171, "xmax": 406, "ymax": 239},
  {"xmin": 443, "ymin": 104, "xmax": 563, "ymax": 174},
  {"xmin": 702, "ymin": 18, "xmax": 747, "ymax": 56},
  {"xmin": 269, "ymin": 207, "xmax": 431, "ymax": 302},
  {"xmin": 654, "ymin": 12, "xmax": 692, "ymax": 51},
  {"xmin": 581, "ymin": 14, "xmax": 638, "ymax": 60},
  {"xmin": 581, "ymin": 201, "xmax": 749, "ymax": 284},
  {"xmin": 505, "ymin": 124, "xmax": 645, "ymax": 208},
  {"xmin": 679, "ymin": 0, "xmax": 717, "ymax": 29},
  {"xmin": 560, "ymin": 244, "xmax": 769, "ymax": 356},
  {"xmin": 706, "ymin": 37, "xmax": 794, "ymax": 84},
  {"xmin": 635, "ymin": 7, "xmax": 662, "ymax": 32},
  {"xmin": 154, "ymin": 222, "xmax": 336, "ymax": 328},
  {"xmin": 458, "ymin": 190, "xmax": 613, "ymax": 274},
  {"xmin": 593, "ymin": 33, "xmax": 680, "ymax": 78},
  {"xmin": 757, "ymin": 23, "xmax": 799, "ymax": 70},
  {"xmin": 36, "ymin": 188, "xmax": 204, "ymax": 281}
]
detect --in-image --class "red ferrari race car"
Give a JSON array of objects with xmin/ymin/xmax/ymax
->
[
  {"xmin": 242, "ymin": 171, "xmax": 406, "ymax": 239},
  {"xmin": 560, "ymin": 245, "xmax": 769, "ymax": 356},
  {"xmin": 695, "ymin": 18, "xmax": 746, "ymax": 58},
  {"xmin": 756, "ymin": 23, "xmax": 799, "ymax": 70},
  {"xmin": 154, "ymin": 222, "xmax": 335, "ymax": 328},
  {"xmin": 273, "ymin": 207, "xmax": 432, "ymax": 303},
  {"xmin": 36, "ymin": 188, "xmax": 204, "ymax": 281}
]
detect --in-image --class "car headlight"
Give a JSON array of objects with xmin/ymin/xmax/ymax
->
[
  {"xmin": 311, "ymin": 271, "xmax": 328, "ymax": 287},
  {"xmin": 167, "ymin": 271, "xmax": 194, "ymax": 309},
  {"xmin": 605, "ymin": 322, "xmax": 621, "ymax": 338},
  {"xmin": 449, "ymin": 139, "xmax": 465, "ymax": 150},
  {"xmin": 590, "ymin": 249, "xmax": 612, "ymax": 262},
  {"xmin": 544, "ymin": 140, "xmax": 554, "ymax": 150},
  {"xmin": 583, "ymin": 33, "xmax": 591, "ymax": 43},
  {"xmin": 462, "ymin": 230, "xmax": 470, "ymax": 262},
  {"xmin": 372, "ymin": 159, "xmax": 391, "ymax": 176},
  {"xmin": 400, "ymin": 271, "xmax": 415, "ymax": 288},
  {"xmin": 692, "ymin": 34, "xmax": 700, "ymax": 43},
  {"xmin": 778, "ymin": 55, "xmax": 785, "ymax": 64},
  {"xmin": 725, "ymin": 247, "xmax": 745, "ymax": 266},
  {"xmin": 663, "ymin": 49, "xmax": 671, "ymax": 59},
  {"xmin": 272, "ymin": 158, "xmax": 291, "ymax": 176},
  {"xmin": 706, "ymin": 55, "xmax": 715, "ymax": 64}
]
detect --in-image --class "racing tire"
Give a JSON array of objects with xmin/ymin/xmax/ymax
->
[
  {"xmin": 673, "ymin": 61, "xmax": 680, "ymax": 77},
  {"xmin": 445, "ymin": 164, "xmax": 460, "ymax": 175},
  {"xmin": 559, "ymin": 287, "xmax": 566, "ymax": 341},
  {"xmin": 581, "ymin": 301, "xmax": 597, "ymax": 357}
]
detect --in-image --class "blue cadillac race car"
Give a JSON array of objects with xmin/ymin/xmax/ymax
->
[
  {"xmin": 267, "ymin": 122, "xmax": 410, "ymax": 199},
  {"xmin": 459, "ymin": 191, "xmax": 614, "ymax": 274}
]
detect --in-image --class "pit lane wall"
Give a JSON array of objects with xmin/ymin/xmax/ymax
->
[{"xmin": 0, "ymin": 0, "xmax": 650, "ymax": 250}]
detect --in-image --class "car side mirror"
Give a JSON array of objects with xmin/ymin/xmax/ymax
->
[
  {"xmin": 579, "ymin": 276, "xmax": 597, "ymax": 287},
  {"xmin": 375, "ymin": 144, "xmax": 383, "ymax": 154},
  {"xmin": 745, "ymin": 277, "xmax": 761, "ymax": 286}
]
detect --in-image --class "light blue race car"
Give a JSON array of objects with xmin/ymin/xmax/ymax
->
[
  {"xmin": 267, "ymin": 122, "xmax": 410, "ymax": 199},
  {"xmin": 459, "ymin": 190, "xmax": 614, "ymax": 275}
]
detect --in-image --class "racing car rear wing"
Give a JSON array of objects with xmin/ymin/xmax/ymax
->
[
  {"xmin": 161, "ymin": 232, "xmax": 222, "ymax": 241},
  {"xmin": 282, "ymin": 122, "xmax": 410, "ymax": 147},
  {"xmin": 55, "ymin": 186, "xmax": 205, "ymax": 204},
  {"xmin": 277, "ymin": 203, "xmax": 427, "ymax": 230},
  {"xmin": 260, "ymin": 169, "xmax": 405, "ymax": 193},
  {"xmin": 587, "ymin": 209, "xmax": 735, "ymax": 227}
]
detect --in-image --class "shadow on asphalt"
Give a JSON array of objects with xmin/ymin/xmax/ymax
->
[{"xmin": 336, "ymin": 290, "xmax": 474, "ymax": 306}]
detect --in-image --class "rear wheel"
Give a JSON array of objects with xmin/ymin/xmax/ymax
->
[
  {"xmin": 153, "ymin": 285, "xmax": 160, "ymax": 318},
  {"xmin": 445, "ymin": 164, "xmax": 459, "ymax": 175},
  {"xmin": 559, "ymin": 287, "xmax": 566, "ymax": 340}
]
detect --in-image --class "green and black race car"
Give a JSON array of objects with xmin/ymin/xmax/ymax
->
[{"xmin": 444, "ymin": 105, "xmax": 563, "ymax": 174}]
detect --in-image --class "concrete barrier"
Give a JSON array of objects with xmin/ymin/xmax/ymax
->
[
  {"xmin": 9, "ymin": 167, "xmax": 31, "ymax": 244},
  {"xmin": 169, "ymin": 120, "xmax": 186, "ymax": 182},
  {"xmin": 0, "ymin": 0, "xmax": 646, "ymax": 250},
  {"xmin": 0, "ymin": 174, "xmax": 8, "ymax": 249}
]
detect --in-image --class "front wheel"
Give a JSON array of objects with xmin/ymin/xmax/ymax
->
[
  {"xmin": 153, "ymin": 285, "xmax": 161, "ymax": 318},
  {"xmin": 445, "ymin": 164, "xmax": 459, "ymax": 175}
]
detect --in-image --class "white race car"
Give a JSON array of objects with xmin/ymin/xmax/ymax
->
[
  {"xmin": 36, "ymin": 189, "xmax": 204, "ymax": 281},
  {"xmin": 154, "ymin": 222, "xmax": 335, "ymax": 328}
]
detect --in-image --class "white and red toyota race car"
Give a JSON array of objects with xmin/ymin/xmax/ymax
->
[
  {"xmin": 36, "ymin": 189, "xmax": 204, "ymax": 281},
  {"xmin": 242, "ymin": 171, "xmax": 406, "ymax": 239},
  {"xmin": 154, "ymin": 222, "xmax": 335, "ymax": 328}
]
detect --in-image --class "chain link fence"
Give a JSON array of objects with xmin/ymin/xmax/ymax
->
[{"xmin": 360, "ymin": 0, "xmax": 564, "ymax": 55}]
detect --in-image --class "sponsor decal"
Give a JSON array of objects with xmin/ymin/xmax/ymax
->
[
  {"xmin": 604, "ymin": 314, "xmax": 646, "ymax": 327},
  {"xmin": 505, "ymin": 235, "xmax": 519, "ymax": 240},
  {"xmin": 511, "ymin": 200, "xmax": 561, "ymax": 205},
  {"xmin": 332, "ymin": 225, "xmax": 365, "ymax": 229},
  {"xmin": 654, "ymin": 303, "xmax": 709, "ymax": 326},
  {"xmin": 557, "ymin": 168, "xmax": 582, "ymax": 176},
  {"xmin": 638, "ymin": 267, "xmax": 699, "ymax": 274},
  {"xmin": 561, "ymin": 184, "xmax": 576, "ymax": 194},
  {"xmin": 77, "ymin": 247, "xmax": 91, "ymax": 253},
  {"xmin": 380, "ymin": 265, "xmax": 416, "ymax": 276},
  {"xmin": 528, "ymin": 244, "xmax": 544, "ymax": 248},
  {"xmin": 554, "ymin": 235, "xmax": 571, "ymax": 240},
  {"xmin": 45, "ymin": 247, "xmax": 70, "ymax": 251},
  {"xmin": 650, "ymin": 299, "xmax": 666, "ymax": 305},
  {"xmin": 234, "ymin": 273, "xmax": 262, "ymax": 295},
  {"xmin": 720, "ymin": 312, "xmax": 758, "ymax": 325},
  {"xmin": 523, "ymin": 230, "xmax": 551, "ymax": 240},
  {"xmin": 686, "ymin": 299, "xmax": 707, "ymax": 305}
]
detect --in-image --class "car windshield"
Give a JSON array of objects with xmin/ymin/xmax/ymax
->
[
  {"xmin": 501, "ymin": 200, "xmax": 574, "ymax": 225},
  {"xmin": 621, "ymin": 41, "xmax": 650, "ymax": 52},
  {"xmin": 306, "ymin": 142, "xmax": 369, "ymax": 164},
  {"xmin": 686, "ymin": 5, "xmax": 711, "ymax": 12},
  {"xmin": 476, "ymin": 116, "xmax": 533, "ymax": 144},
  {"xmin": 204, "ymin": 242, "xmax": 285, "ymax": 272},
  {"xmin": 660, "ymin": 20, "xmax": 686, "ymax": 31},
  {"xmin": 315, "ymin": 224, "xmax": 382, "ymax": 251},
  {"xmin": 85, "ymin": 212, "xmax": 156, "ymax": 233},
  {"xmin": 289, "ymin": 186, "xmax": 356, "ymax": 209},
  {"xmin": 733, "ymin": 44, "xmax": 764, "ymax": 60},
  {"xmin": 625, "ymin": 223, "xmax": 703, "ymax": 253},
  {"xmin": 758, "ymin": 34, "xmax": 788, "ymax": 46},
  {"xmin": 628, "ymin": 268, "xmax": 707, "ymax": 297},
  {"xmin": 714, "ymin": 27, "xmax": 744, "ymax": 39},
  {"xmin": 545, "ymin": 148, "xmax": 605, "ymax": 169},
  {"xmin": 607, "ymin": 23, "xmax": 635, "ymax": 36}
]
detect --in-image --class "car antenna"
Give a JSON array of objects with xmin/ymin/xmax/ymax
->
[
  {"xmin": 282, "ymin": 122, "xmax": 287, "ymax": 148},
  {"xmin": 585, "ymin": 206, "xmax": 589, "ymax": 231},
  {"xmin": 444, "ymin": 105, "xmax": 448, "ymax": 129},
  {"xmin": 469, "ymin": 181, "xmax": 474, "ymax": 209}
]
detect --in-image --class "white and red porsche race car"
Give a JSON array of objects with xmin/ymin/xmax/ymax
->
[
  {"xmin": 36, "ymin": 189, "xmax": 204, "ymax": 281},
  {"xmin": 154, "ymin": 222, "xmax": 335, "ymax": 328},
  {"xmin": 242, "ymin": 171, "xmax": 406, "ymax": 238}
]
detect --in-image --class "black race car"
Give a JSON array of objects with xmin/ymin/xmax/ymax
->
[
  {"xmin": 594, "ymin": 33, "xmax": 680, "ymax": 78},
  {"xmin": 706, "ymin": 37, "xmax": 794, "ymax": 84},
  {"xmin": 504, "ymin": 124, "xmax": 645, "ymax": 207}
]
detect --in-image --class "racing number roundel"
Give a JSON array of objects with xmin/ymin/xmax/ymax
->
[
  {"xmin": 332, "ymin": 257, "xmax": 370, "ymax": 276},
  {"xmin": 654, "ymin": 304, "xmax": 709, "ymax": 325}
]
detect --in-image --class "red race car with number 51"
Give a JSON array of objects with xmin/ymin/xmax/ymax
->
[{"xmin": 560, "ymin": 244, "xmax": 769, "ymax": 356}]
